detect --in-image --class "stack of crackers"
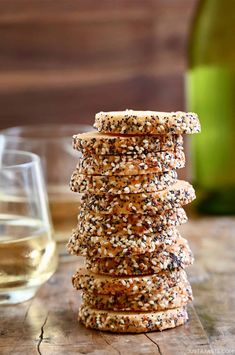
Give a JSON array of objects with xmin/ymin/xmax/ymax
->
[{"xmin": 68, "ymin": 110, "xmax": 200, "ymax": 333}]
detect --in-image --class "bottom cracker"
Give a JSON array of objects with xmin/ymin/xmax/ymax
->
[{"xmin": 79, "ymin": 304, "xmax": 188, "ymax": 333}]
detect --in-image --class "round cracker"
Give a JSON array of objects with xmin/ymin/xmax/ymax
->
[
  {"xmin": 94, "ymin": 110, "xmax": 200, "ymax": 135},
  {"xmin": 70, "ymin": 169, "xmax": 177, "ymax": 194},
  {"xmin": 79, "ymin": 304, "xmax": 188, "ymax": 332},
  {"xmin": 82, "ymin": 281, "xmax": 192, "ymax": 311},
  {"xmin": 81, "ymin": 180, "xmax": 195, "ymax": 214},
  {"xmin": 72, "ymin": 268, "xmax": 189, "ymax": 295},
  {"xmin": 68, "ymin": 228, "xmax": 180, "ymax": 258},
  {"xmin": 77, "ymin": 208, "xmax": 187, "ymax": 237},
  {"xmin": 85, "ymin": 238, "xmax": 194, "ymax": 276},
  {"xmin": 77, "ymin": 150, "xmax": 185, "ymax": 176},
  {"xmin": 73, "ymin": 131, "xmax": 183, "ymax": 155}
]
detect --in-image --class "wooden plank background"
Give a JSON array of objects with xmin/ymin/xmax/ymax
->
[{"xmin": 0, "ymin": 0, "xmax": 198, "ymax": 129}]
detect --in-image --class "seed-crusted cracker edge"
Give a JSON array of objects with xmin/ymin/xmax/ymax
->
[
  {"xmin": 79, "ymin": 304, "xmax": 189, "ymax": 332},
  {"xmin": 73, "ymin": 132, "xmax": 184, "ymax": 155},
  {"xmin": 72, "ymin": 268, "xmax": 189, "ymax": 295},
  {"xmin": 81, "ymin": 180, "xmax": 195, "ymax": 214},
  {"xmin": 94, "ymin": 110, "xmax": 201, "ymax": 135},
  {"xmin": 77, "ymin": 150, "xmax": 185, "ymax": 176},
  {"xmin": 81, "ymin": 280, "xmax": 192, "ymax": 311},
  {"xmin": 70, "ymin": 169, "xmax": 178, "ymax": 194},
  {"xmin": 85, "ymin": 238, "xmax": 194, "ymax": 276},
  {"xmin": 68, "ymin": 228, "xmax": 181, "ymax": 258},
  {"xmin": 77, "ymin": 208, "xmax": 187, "ymax": 237}
]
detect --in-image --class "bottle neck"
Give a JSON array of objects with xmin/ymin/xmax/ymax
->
[
  {"xmin": 189, "ymin": 0, "xmax": 235, "ymax": 66},
  {"xmin": 199, "ymin": 0, "xmax": 234, "ymax": 24}
]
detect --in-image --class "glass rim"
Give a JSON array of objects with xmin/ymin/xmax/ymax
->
[
  {"xmin": 0, "ymin": 149, "xmax": 40, "ymax": 170},
  {"xmin": 0, "ymin": 123, "xmax": 93, "ymax": 142}
]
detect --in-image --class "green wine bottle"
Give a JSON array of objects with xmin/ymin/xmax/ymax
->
[{"xmin": 187, "ymin": 0, "xmax": 235, "ymax": 214}]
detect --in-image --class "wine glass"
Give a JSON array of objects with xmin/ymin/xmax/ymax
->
[
  {"xmin": 0, "ymin": 124, "xmax": 92, "ymax": 259},
  {"xmin": 0, "ymin": 150, "xmax": 58, "ymax": 304}
]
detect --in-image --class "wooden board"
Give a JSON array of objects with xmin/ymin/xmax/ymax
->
[{"xmin": 1, "ymin": 217, "xmax": 235, "ymax": 354}]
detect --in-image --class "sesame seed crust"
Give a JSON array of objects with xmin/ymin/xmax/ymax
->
[
  {"xmin": 73, "ymin": 268, "xmax": 189, "ymax": 295},
  {"xmin": 79, "ymin": 304, "xmax": 189, "ymax": 332},
  {"xmin": 82, "ymin": 280, "xmax": 192, "ymax": 311},
  {"xmin": 68, "ymin": 109, "xmax": 199, "ymax": 333},
  {"xmin": 77, "ymin": 150, "xmax": 185, "ymax": 176},
  {"xmin": 73, "ymin": 132, "xmax": 183, "ymax": 156},
  {"xmin": 76, "ymin": 208, "xmax": 187, "ymax": 237},
  {"xmin": 67, "ymin": 227, "xmax": 181, "ymax": 258},
  {"xmin": 85, "ymin": 238, "xmax": 193, "ymax": 276},
  {"xmin": 81, "ymin": 180, "xmax": 195, "ymax": 215},
  {"xmin": 94, "ymin": 110, "xmax": 201, "ymax": 135},
  {"xmin": 70, "ymin": 170, "xmax": 177, "ymax": 194}
]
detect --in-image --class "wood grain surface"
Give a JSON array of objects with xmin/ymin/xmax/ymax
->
[
  {"xmin": 0, "ymin": 0, "xmax": 198, "ymax": 129},
  {"xmin": 0, "ymin": 217, "xmax": 235, "ymax": 355}
]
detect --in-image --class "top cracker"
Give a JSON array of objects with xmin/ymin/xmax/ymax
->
[{"xmin": 94, "ymin": 109, "xmax": 200, "ymax": 135}]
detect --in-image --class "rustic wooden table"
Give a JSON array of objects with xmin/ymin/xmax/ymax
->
[{"xmin": 1, "ymin": 217, "xmax": 235, "ymax": 355}]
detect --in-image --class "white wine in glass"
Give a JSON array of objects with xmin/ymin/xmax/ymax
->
[
  {"xmin": 0, "ymin": 124, "xmax": 92, "ymax": 258},
  {"xmin": 0, "ymin": 150, "xmax": 58, "ymax": 304}
]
